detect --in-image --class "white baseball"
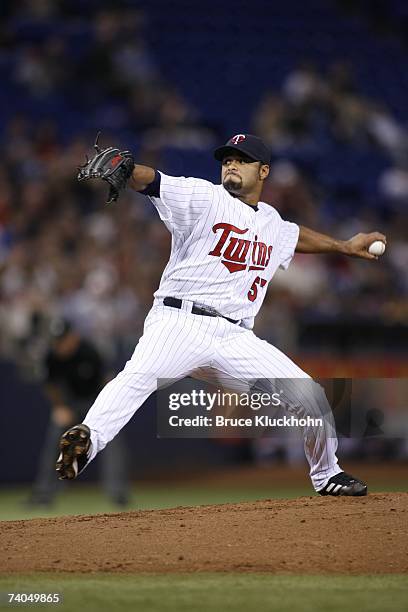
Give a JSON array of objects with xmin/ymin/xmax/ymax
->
[{"xmin": 368, "ymin": 240, "xmax": 385, "ymax": 256}]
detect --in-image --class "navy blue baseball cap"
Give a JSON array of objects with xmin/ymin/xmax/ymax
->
[
  {"xmin": 49, "ymin": 318, "xmax": 72, "ymax": 339},
  {"xmin": 214, "ymin": 134, "xmax": 271, "ymax": 165}
]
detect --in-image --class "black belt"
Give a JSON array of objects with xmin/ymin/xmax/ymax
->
[{"xmin": 163, "ymin": 297, "xmax": 239, "ymax": 324}]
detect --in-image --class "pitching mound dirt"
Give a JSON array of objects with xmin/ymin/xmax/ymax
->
[{"xmin": 1, "ymin": 493, "xmax": 407, "ymax": 575}]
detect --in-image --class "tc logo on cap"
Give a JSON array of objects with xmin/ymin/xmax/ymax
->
[{"xmin": 230, "ymin": 134, "xmax": 246, "ymax": 145}]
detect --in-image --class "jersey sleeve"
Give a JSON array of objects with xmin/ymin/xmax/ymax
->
[
  {"xmin": 277, "ymin": 219, "xmax": 300, "ymax": 270},
  {"xmin": 148, "ymin": 172, "xmax": 213, "ymax": 234}
]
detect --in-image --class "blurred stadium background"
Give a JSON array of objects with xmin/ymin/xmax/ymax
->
[{"xmin": 0, "ymin": 0, "xmax": 407, "ymax": 517}]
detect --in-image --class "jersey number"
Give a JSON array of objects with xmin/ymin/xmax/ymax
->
[{"xmin": 247, "ymin": 276, "xmax": 267, "ymax": 302}]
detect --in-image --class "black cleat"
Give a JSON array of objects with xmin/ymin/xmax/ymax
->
[
  {"xmin": 318, "ymin": 471, "xmax": 368, "ymax": 496},
  {"xmin": 56, "ymin": 424, "xmax": 91, "ymax": 480}
]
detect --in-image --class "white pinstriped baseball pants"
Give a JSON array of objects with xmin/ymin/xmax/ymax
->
[{"xmin": 83, "ymin": 303, "xmax": 342, "ymax": 491}]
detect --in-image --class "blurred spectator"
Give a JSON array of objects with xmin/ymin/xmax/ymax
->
[
  {"xmin": 25, "ymin": 318, "xmax": 130, "ymax": 507},
  {"xmin": 282, "ymin": 61, "xmax": 327, "ymax": 107},
  {"xmin": 379, "ymin": 164, "xmax": 408, "ymax": 206},
  {"xmin": 142, "ymin": 90, "xmax": 217, "ymax": 150},
  {"xmin": 367, "ymin": 103, "xmax": 408, "ymax": 159},
  {"xmin": 261, "ymin": 160, "xmax": 318, "ymax": 226}
]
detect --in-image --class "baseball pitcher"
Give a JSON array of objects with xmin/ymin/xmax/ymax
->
[{"xmin": 56, "ymin": 133, "xmax": 387, "ymax": 496}]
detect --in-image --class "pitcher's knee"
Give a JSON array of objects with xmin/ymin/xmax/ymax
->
[
  {"xmin": 113, "ymin": 369, "xmax": 157, "ymax": 393},
  {"xmin": 284, "ymin": 379, "xmax": 333, "ymax": 419}
]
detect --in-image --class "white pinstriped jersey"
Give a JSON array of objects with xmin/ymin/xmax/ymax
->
[{"xmin": 148, "ymin": 172, "xmax": 299, "ymax": 327}]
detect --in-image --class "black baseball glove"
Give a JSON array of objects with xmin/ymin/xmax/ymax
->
[{"xmin": 77, "ymin": 133, "xmax": 135, "ymax": 204}]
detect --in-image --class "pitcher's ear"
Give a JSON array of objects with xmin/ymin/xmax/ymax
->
[{"xmin": 260, "ymin": 164, "xmax": 270, "ymax": 180}]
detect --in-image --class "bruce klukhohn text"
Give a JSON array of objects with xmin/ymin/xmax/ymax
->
[{"xmin": 168, "ymin": 415, "xmax": 324, "ymax": 428}]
